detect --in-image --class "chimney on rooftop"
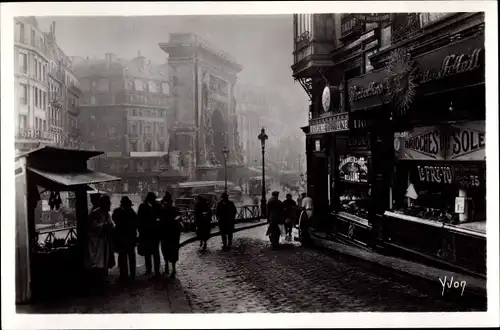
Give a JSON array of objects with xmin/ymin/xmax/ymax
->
[{"xmin": 52, "ymin": 21, "xmax": 56, "ymax": 35}]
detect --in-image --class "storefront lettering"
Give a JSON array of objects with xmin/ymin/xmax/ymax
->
[
  {"xmin": 451, "ymin": 129, "xmax": 485, "ymax": 159},
  {"xmin": 310, "ymin": 116, "xmax": 349, "ymax": 134},
  {"xmin": 417, "ymin": 165, "xmax": 453, "ymax": 184},
  {"xmin": 405, "ymin": 130, "xmax": 441, "ymax": 157},
  {"xmin": 348, "ymin": 80, "xmax": 387, "ymax": 102},
  {"xmin": 419, "ymin": 48, "xmax": 483, "ymax": 84}
]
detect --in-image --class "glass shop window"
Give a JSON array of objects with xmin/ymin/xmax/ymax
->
[
  {"xmin": 392, "ymin": 162, "xmax": 486, "ymax": 224},
  {"xmin": 337, "ymin": 154, "xmax": 371, "ymax": 219}
]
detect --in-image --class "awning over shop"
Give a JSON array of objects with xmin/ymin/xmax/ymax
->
[{"xmin": 28, "ymin": 167, "xmax": 121, "ymax": 187}]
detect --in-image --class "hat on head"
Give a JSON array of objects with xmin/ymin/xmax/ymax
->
[
  {"xmin": 272, "ymin": 191, "xmax": 279, "ymax": 197},
  {"xmin": 162, "ymin": 192, "xmax": 173, "ymax": 203},
  {"xmin": 145, "ymin": 192, "xmax": 157, "ymax": 202},
  {"xmin": 221, "ymin": 192, "xmax": 228, "ymax": 199},
  {"xmin": 120, "ymin": 196, "xmax": 133, "ymax": 206}
]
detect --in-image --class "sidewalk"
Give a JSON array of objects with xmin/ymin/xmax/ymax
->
[
  {"xmin": 308, "ymin": 229, "xmax": 486, "ymax": 299},
  {"xmin": 18, "ymin": 219, "xmax": 268, "ymax": 314}
]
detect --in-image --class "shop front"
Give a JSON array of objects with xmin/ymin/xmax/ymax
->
[
  {"xmin": 382, "ymin": 33, "xmax": 486, "ymax": 276},
  {"xmin": 307, "ymin": 89, "xmax": 349, "ymax": 229},
  {"xmin": 333, "ymin": 68, "xmax": 393, "ymax": 246}
]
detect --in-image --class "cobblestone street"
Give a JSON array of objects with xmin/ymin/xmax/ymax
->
[
  {"xmin": 177, "ymin": 226, "xmax": 478, "ymax": 313},
  {"xmin": 19, "ymin": 225, "xmax": 483, "ymax": 314}
]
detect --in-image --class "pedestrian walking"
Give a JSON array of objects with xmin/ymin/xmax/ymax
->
[
  {"xmin": 216, "ymin": 192, "xmax": 237, "ymax": 250},
  {"xmin": 84, "ymin": 195, "xmax": 115, "ymax": 287},
  {"xmin": 283, "ymin": 193, "xmax": 298, "ymax": 240},
  {"xmin": 112, "ymin": 196, "xmax": 138, "ymax": 281},
  {"xmin": 266, "ymin": 191, "xmax": 284, "ymax": 249},
  {"xmin": 137, "ymin": 192, "xmax": 161, "ymax": 277},
  {"xmin": 195, "ymin": 195, "xmax": 212, "ymax": 251},
  {"xmin": 298, "ymin": 194, "xmax": 314, "ymax": 244},
  {"xmin": 159, "ymin": 192, "xmax": 182, "ymax": 279}
]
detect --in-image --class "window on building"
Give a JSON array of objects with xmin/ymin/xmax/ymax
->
[
  {"xmin": 130, "ymin": 140, "xmax": 138, "ymax": 152},
  {"xmin": 90, "ymin": 95, "xmax": 96, "ymax": 105},
  {"xmin": 19, "ymin": 115, "xmax": 27, "ymax": 130},
  {"xmin": 31, "ymin": 29, "xmax": 35, "ymax": 46},
  {"xmin": 419, "ymin": 13, "xmax": 448, "ymax": 27},
  {"xmin": 144, "ymin": 125, "xmax": 151, "ymax": 134},
  {"xmin": 159, "ymin": 124, "xmax": 165, "ymax": 136},
  {"xmin": 34, "ymin": 87, "xmax": 38, "ymax": 108},
  {"xmin": 108, "ymin": 125, "xmax": 116, "ymax": 137},
  {"xmin": 148, "ymin": 81, "xmax": 157, "ymax": 93},
  {"xmin": 16, "ymin": 22, "xmax": 25, "ymax": 43},
  {"xmin": 296, "ymin": 14, "xmax": 313, "ymax": 39},
  {"xmin": 18, "ymin": 53, "xmax": 28, "ymax": 74},
  {"xmin": 161, "ymin": 82, "xmax": 170, "ymax": 95},
  {"xmin": 144, "ymin": 140, "xmax": 152, "ymax": 152},
  {"xmin": 19, "ymin": 84, "xmax": 28, "ymax": 105},
  {"xmin": 134, "ymin": 79, "xmax": 143, "ymax": 91},
  {"xmin": 43, "ymin": 92, "xmax": 46, "ymax": 110},
  {"xmin": 380, "ymin": 25, "xmax": 392, "ymax": 49}
]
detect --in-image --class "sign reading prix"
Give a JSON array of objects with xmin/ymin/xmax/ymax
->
[
  {"xmin": 415, "ymin": 34, "xmax": 485, "ymax": 95},
  {"xmin": 309, "ymin": 113, "xmax": 349, "ymax": 135},
  {"xmin": 394, "ymin": 121, "xmax": 485, "ymax": 161}
]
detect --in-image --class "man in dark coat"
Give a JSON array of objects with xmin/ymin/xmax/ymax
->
[
  {"xmin": 112, "ymin": 196, "xmax": 138, "ymax": 281},
  {"xmin": 159, "ymin": 192, "xmax": 182, "ymax": 279},
  {"xmin": 266, "ymin": 191, "xmax": 284, "ymax": 249},
  {"xmin": 283, "ymin": 193, "xmax": 298, "ymax": 239},
  {"xmin": 216, "ymin": 192, "xmax": 237, "ymax": 250},
  {"xmin": 137, "ymin": 192, "xmax": 161, "ymax": 276},
  {"xmin": 194, "ymin": 195, "xmax": 212, "ymax": 251}
]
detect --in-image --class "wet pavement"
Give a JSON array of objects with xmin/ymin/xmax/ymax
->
[{"xmin": 19, "ymin": 225, "xmax": 483, "ymax": 313}]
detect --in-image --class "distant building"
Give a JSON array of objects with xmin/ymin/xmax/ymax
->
[
  {"xmin": 14, "ymin": 18, "xmax": 82, "ymax": 153},
  {"xmin": 73, "ymin": 52, "xmax": 183, "ymax": 195},
  {"xmin": 235, "ymin": 84, "xmax": 306, "ymax": 174}
]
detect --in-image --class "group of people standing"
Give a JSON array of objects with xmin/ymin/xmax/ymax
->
[
  {"xmin": 266, "ymin": 192, "xmax": 313, "ymax": 249},
  {"xmin": 83, "ymin": 191, "xmax": 240, "ymax": 284}
]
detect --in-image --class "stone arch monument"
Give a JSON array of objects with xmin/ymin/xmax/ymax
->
[{"xmin": 159, "ymin": 33, "xmax": 244, "ymax": 181}]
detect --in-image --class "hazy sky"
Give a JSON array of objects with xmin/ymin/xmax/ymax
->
[{"xmin": 36, "ymin": 15, "xmax": 309, "ymax": 109}]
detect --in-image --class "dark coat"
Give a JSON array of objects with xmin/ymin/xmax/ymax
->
[
  {"xmin": 216, "ymin": 199, "xmax": 237, "ymax": 232},
  {"xmin": 159, "ymin": 204, "xmax": 182, "ymax": 262},
  {"xmin": 137, "ymin": 202, "xmax": 161, "ymax": 241},
  {"xmin": 194, "ymin": 199, "xmax": 212, "ymax": 241},
  {"xmin": 267, "ymin": 197, "xmax": 285, "ymax": 225},
  {"xmin": 283, "ymin": 198, "xmax": 298, "ymax": 223},
  {"xmin": 112, "ymin": 206, "xmax": 138, "ymax": 251}
]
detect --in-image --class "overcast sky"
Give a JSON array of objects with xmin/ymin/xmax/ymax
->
[{"xmin": 36, "ymin": 15, "xmax": 309, "ymax": 110}]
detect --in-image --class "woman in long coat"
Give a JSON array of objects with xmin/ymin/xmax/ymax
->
[
  {"xmin": 84, "ymin": 195, "xmax": 115, "ymax": 285},
  {"xmin": 194, "ymin": 195, "xmax": 212, "ymax": 251},
  {"xmin": 159, "ymin": 192, "xmax": 183, "ymax": 278}
]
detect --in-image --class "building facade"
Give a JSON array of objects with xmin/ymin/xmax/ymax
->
[
  {"xmin": 72, "ymin": 53, "xmax": 181, "ymax": 195},
  {"xmin": 292, "ymin": 13, "xmax": 485, "ymax": 275},
  {"xmin": 14, "ymin": 18, "xmax": 82, "ymax": 154},
  {"xmin": 159, "ymin": 33, "xmax": 245, "ymax": 183},
  {"xmin": 235, "ymin": 84, "xmax": 306, "ymax": 176}
]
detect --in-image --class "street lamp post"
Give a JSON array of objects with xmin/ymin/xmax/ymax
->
[
  {"xmin": 222, "ymin": 145, "xmax": 229, "ymax": 193},
  {"xmin": 258, "ymin": 127, "xmax": 268, "ymax": 217}
]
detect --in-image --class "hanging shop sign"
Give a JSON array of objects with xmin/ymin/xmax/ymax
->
[
  {"xmin": 394, "ymin": 121, "xmax": 485, "ymax": 161},
  {"xmin": 339, "ymin": 155, "xmax": 369, "ymax": 183},
  {"xmin": 414, "ymin": 35, "xmax": 485, "ymax": 95},
  {"xmin": 309, "ymin": 113, "xmax": 349, "ymax": 135},
  {"xmin": 352, "ymin": 13, "xmax": 391, "ymax": 23}
]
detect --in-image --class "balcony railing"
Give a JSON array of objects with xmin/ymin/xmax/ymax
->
[
  {"xmin": 16, "ymin": 128, "xmax": 55, "ymax": 143},
  {"xmin": 391, "ymin": 13, "xmax": 421, "ymax": 44},
  {"xmin": 295, "ymin": 31, "xmax": 311, "ymax": 50},
  {"xmin": 68, "ymin": 104, "xmax": 80, "ymax": 116},
  {"xmin": 68, "ymin": 82, "xmax": 83, "ymax": 96}
]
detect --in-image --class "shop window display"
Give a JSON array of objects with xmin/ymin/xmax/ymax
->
[
  {"xmin": 337, "ymin": 154, "xmax": 371, "ymax": 219},
  {"xmin": 391, "ymin": 162, "xmax": 486, "ymax": 226}
]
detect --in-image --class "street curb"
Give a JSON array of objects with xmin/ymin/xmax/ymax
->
[
  {"xmin": 309, "ymin": 230, "xmax": 487, "ymax": 301},
  {"xmin": 179, "ymin": 220, "xmax": 268, "ymax": 248}
]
